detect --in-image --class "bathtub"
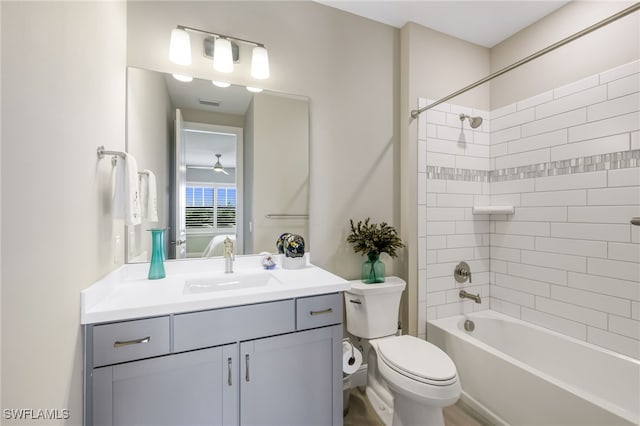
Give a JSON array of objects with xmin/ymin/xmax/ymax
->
[{"xmin": 427, "ymin": 310, "xmax": 639, "ymax": 426}]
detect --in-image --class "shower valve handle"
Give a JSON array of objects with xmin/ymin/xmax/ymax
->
[{"xmin": 454, "ymin": 261, "xmax": 472, "ymax": 283}]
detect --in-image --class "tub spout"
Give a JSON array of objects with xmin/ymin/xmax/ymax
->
[{"xmin": 460, "ymin": 290, "xmax": 481, "ymax": 304}]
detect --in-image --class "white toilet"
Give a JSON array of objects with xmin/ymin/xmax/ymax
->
[{"xmin": 345, "ymin": 277, "xmax": 461, "ymax": 426}]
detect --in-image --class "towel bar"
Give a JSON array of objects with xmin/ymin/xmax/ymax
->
[{"xmin": 97, "ymin": 145, "xmax": 126, "ymax": 160}]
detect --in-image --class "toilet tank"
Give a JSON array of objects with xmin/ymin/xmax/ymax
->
[{"xmin": 344, "ymin": 277, "xmax": 406, "ymax": 339}]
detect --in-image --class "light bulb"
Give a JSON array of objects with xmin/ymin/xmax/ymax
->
[
  {"xmin": 213, "ymin": 38, "xmax": 233, "ymax": 73},
  {"xmin": 212, "ymin": 81, "xmax": 231, "ymax": 88},
  {"xmin": 169, "ymin": 28, "xmax": 191, "ymax": 66},
  {"xmin": 246, "ymin": 86, "xmax": 263, "ymax": 93},
  {"xmin": 172, "ymin": 74, "xmax": 193, "ymax": 82},
  {"xmin": 251, "ymin": 46, "xmax": 270, "ymax": 80}
]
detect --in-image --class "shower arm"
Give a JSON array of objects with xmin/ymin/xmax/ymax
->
[{"xmin": 410, "ymin": 2, "xmax": 640, "ymax": 119}]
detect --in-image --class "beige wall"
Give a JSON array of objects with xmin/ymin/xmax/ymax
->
[
  {"xmin": 400, "ymin": 22, "xmax": 490, "ymax": 334},
  {"xmin": 491, "ymin": 1, "xmax": 640, "ymax": 108},
  {"xmin": 1, "ymin": 2, "xmax": 126, "ymax": 424},
  {"xmin": 127, "ymin": 1, "xmax": 400, "ymax": 279}
]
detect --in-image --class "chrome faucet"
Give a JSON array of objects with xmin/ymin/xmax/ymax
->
[
  {"xmin": 459, "ymin": 290, "xmax": 481, "ymax": 304},
  {"xmin": 223, "ymin": 237, "xmax": 234, "ymax": 274}
]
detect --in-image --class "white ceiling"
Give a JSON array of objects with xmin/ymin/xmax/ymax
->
[{"xmin": 316, "ymin": 0, "xmax": 570, "ymax": 47}]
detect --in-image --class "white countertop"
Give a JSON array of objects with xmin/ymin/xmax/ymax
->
[{"xmin": 81, "ymin": 254, "xmax": 350, "ymax": 325}]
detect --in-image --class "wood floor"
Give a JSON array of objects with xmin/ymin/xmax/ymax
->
[{"xmin": 343, "ymin": 387, "xmax": 489, "ymax": 426}]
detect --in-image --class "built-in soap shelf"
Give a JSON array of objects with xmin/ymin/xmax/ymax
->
[{"xmin": 472, "ymin": 205, "xmax": 515, "ymax": 215}]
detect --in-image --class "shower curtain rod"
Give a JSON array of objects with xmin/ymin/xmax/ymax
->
[{"xmin": 410, "ymin": 2, "xmax": 640, "ymax": 119}]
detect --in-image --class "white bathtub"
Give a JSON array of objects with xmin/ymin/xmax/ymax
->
[{"xmin": 427, "ymin": 310, "xmax": 640, "ymax": 426}]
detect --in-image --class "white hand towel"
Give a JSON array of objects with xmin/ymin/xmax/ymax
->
[
  {"xmin": 140, "ymin": 169, "xmax": 159, "ymax": 222},
  {"xmin": 112, "ymin": 154, "xmax": 141, "ymax": 226}
]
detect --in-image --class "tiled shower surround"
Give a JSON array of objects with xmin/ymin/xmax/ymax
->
[{"xmin": 418, "ymin": 60, "xmax": 640, "ymax": 358}]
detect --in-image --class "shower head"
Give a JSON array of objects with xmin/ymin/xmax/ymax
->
[{"xmin": 460, "ymin": 114, "xmax": 483, "ymax": 129}]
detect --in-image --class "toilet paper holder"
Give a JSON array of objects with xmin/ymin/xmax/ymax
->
[{"xmin": 343, "ymin": 339, "xmax": 356, "ymax": 366}]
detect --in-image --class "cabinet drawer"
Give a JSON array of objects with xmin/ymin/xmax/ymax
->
[
  {"xmin": 92, "ymin": 316, "xmax": 170, "ymax": 367},
  {"xmin": 296, "ymin": 293, "xmax": 343, "ymax": 330},
  {"xmin": 174, "ymin": 299, "xmax": 295, "ymax": 352}
]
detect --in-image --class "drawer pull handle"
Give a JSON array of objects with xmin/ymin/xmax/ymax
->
[
  {"xmin": 227, "ymin": 357, "xmax": 232, "ymax": 386},
  {"xmin": 310, "ymin": 308, "xmax": 333, "ymax": 316},
  {"xmin": 113, "ymin": 336, "xmax": 151, "ymax": 348},
  {"xmin": 245, "ymin": 354, "xmax": 250, "ymax": 382},
  {"xmin": 349, "ymin": 299, "xmax": 362, "ymax": 305}
]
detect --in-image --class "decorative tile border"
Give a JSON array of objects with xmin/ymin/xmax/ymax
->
[{"xmin": 426, "ymin": 149, "xmax": 639, "ymax": 182}]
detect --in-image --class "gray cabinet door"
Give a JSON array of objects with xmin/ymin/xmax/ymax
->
[
  {"xmin": 93, "ymin": 344, "xmax": 238, "ymax": 426},
  {"xmin": 240, "ymin": 326, "xmax": 342, "ymax": 426}
]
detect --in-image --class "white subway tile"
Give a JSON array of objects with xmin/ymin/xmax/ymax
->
[
  {"xmin": 427, "ymin": 235, "xmax": 447, "ymax": 249},
  {"xmin": 632, "ymin": 131, "xmax": 639, "ymax": 150},
  {"xmin": 536, "ymin": 171, "xmax": 607, "ymax": 192},
  {"xmin": 456, "ymin": 155, "xmax": 491, "ymax": 171},
  {"xmin": 418, "ymin": 139, "xmax": 427, "ymax": 172},
  {"xmin": 427, "ymin": 262, "xmax": 457, "ymax": 278},
  {"xmin": 426, "ymin": 109, "xmax": 447, "ymax": 125},
  {"xmin": 438, "ymin": 125, "xmax": 473, "ymax": 143},
  {"xmin": 633, "ymin": 226, "xmax": 640, "ymax": 244},
  {"xmin": 491, "ymin": 103, "xmax": 517, "ymax": 119},
  {"xmin": 491, "ymin": 126, "xmax": 521, "ymax": 145},
  {"xmin": 609, "ymin": 315, "xmax": 640, "ymax": 340},
  {"xmin": 588, "ymin": 258, "xmax": 640, "ymax": 282},
  {"xmin": 427, "ymin": 137, "xmax": 466, "ymax": 156},
  {"xmin": 568, "ymin": 205, "xmax": 640, "ymax": 224},
  {"xmin": 489, "ymin": 193, "xmax": 521, "ymax": 206},
  {"xmin": 491, "ymin": 299, "xmax": 522, "ymax": 318},
  {"xmin": 550, "ymin": 222, "xmax": 630, "ymax": 243},
  {"xmin": 465, "ymin": 143, "xmax": 491, "ymax": 159},
  {"xmin": 538, "ymin": 85, "xmax": 606, "ymax": 119},
  {"xmin": 507, "ymin": 129, "xmax": 567, "ymax": 154},
  {"xmin": 608, "ymin": 167, "xmax": 640, "ymax": 188},
  {"xmin": 426, "ymin": 221, "xmax": 456, "ymax": 236},
  {"xmin": 495, "ymin": 221, "xmax": 550, "ymax": 237},
  {"xmin": 447, "ymin": 234, "xmax": 482, "ymax": 248},
  {"xmin": 426, "ymin": 207, "xmax": 466, "ymax": 221},
  {"xmin": 426, "ymin": 179, "xmax": 447, "ymax": 193},
  {"xmin": 426, "ymin": 124, "xmax": 437, "ymax": 138},
  {"xmin": 455, "ymin": 220, "xmax": 490, "ymax": 234},
  {"xmin": 426, "ymin": 250, "xmax": 437, "ymax": 265},
  {"xmin": 474, "ymin": 246, "xmax": 491, "ymax": 260},
  {"xmin": 426, "ymin": 152, "xmax": 456, "ymax": 168},
  {"xmin": 469, "ymin": 258, "xmax": 491, "ymax": 272},
  {"xmin": 446, "ymin": 180, "xmax": 484, "ymax": 195},
  {"xmin": 522, "ymin": 109, "xmax": 586, "ymax": 138},
  {"xmin": 490, "ymin": 246, "xmax": 521, "ymax": 262},
  {"xmin": 521, "ymin": 189, "xmax": 587, "ymax": 207},
  {"xmin": 508, "ymin": 262, "xmax": 567, "ymax": 285},
  {"xmin": 490, "ymin": 142, "xmax": 509, "ymax": 158},
  {"xmin": 536, "ymin": 297, "xmax": 607, "ymax": 328},
  {"xmin": 495, "ymin": 273, "xmax": 550, "ymax": 297},
  {"xmin": 521, "ymin": 250, "xmax": 587, "ymax": 273},
  {"xmin": 535, "ymin": 237, "xmax": 607, "ymax": 258},
  {"xmin": 492, "ymin": 286, "xmax": 535, "ymax": 307},
  {"xmin": 599, "ymin": 60, "xmax": 639, "ymax": 83},
  {"xmin": 632, "ymin": 301, "xmax": 640, "ymax": 320},
  {"xmin": 419, "ymin": 114, "xmax": 427, "ymax": 141},
  {"xmin": 568, "ymin": 111, "xmax": 640, "ymax": 143},
  {"xmin": 437, "ymin": 247, "xmax": 475, "ymax": 263},
  {"xmin": 551, "ymin": 134, "xmax": 629, "ymax": 162},
  {"xmin": 491, "ymin": 259, "xmax": 508, "ymax": 274},
  {"xmin": 568, "ymin": 272, "xmax": 640, "ymax": 301},
  {"xmin": 436, "ymin": 302, "xmax": 470, "ymax": 319},
  {"xmin": 588, "ymin": 187, "xmax": 640, "ymax": 206},
  {"xmin": 450, "ymin": 104, "xmax": 473, "ymax": 116},
  {"xmin": 436, "ymin": 193, "xmax": 473, "ymax": 207},
  {"xmin": 517, "ymin": 90, "xmax": 554, "ymax": 111},
  {"xmin": 512, "ymin": 207, "xmax": 567, "ymax": 222},
  {"xmin": 587, "ymin": 327, "xmax": 639, "ymax": 359},
  {"xmin": 551, "ymin": 285, "xmax": 631, "ymax": 317},
  {"xmin": 608, "ymin": 73, "xmax": 640, "ymax": 99},
  {"xmin": 609, "ymin": 242, "xmax": 640, "ymax": 263},
  {"xmin": 418, "ymin": 173, "xmax": 428, "ymax": 205},
  {"xmin": 418, "ymin": 237, "xmax": 427, "ymax": 269},
  {"xmin": 426, "ymin": 276, "xmax": 456, "ymax": 292},
  {"xmin": 495, "ymin": 148, "xmax": 550, "ymax": 170},
  {"xmin": 589, "ymin": 92, "xmax": 640, "ymax": 122},
  {"xmin": 426, "ymin": 291, "xmax": 446, "ymax": 306},
  {"xmin": 418, "ymin": 205, "xmax": 426, "ymax": 236},
  {"xmin": 474, "ymin": 132, "xmax": 490, "ymax": 146},
  {"xmin": 521, "ymin": 307, "xmax": 586, "ymax": 341},
  {"xmin": 418, "ymin": 269, "xmax": 427, "ymax": 302},
  {"xmin": 554, "ymin": 75, "xmax": 600, "ymax": 99},
  {"xmin": 491, "ymin": 234, "xmax": 535, "ymax": 250},
  {"xmin": 492, "ymin": 178, "xmax": 535, "ymax": 194},
  {"xmin": 492, "ymin": 108, "xmax": 535, "ymax": 132}
]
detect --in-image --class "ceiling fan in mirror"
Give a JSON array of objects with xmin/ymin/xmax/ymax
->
[{"xmin": 213, "ymin": 154, "xmax": 229, "ymax": 175}]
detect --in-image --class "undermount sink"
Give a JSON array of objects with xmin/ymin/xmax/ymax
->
[{"xmin": 183, "ymin": 271, "xmax": 281, "ymax": 294}]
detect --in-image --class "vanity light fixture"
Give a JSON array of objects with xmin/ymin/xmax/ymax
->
[
  {"xmin": 246, "ymin": 86, "xmax": 263, "ymax": 93},
  {"xmin": 172, "ymin": 74, "xmax": 193, "ymax": 82},
  {"xmin": 169, "ymin": 25, "xmax": 270, "ymax": 81},
  {"xmin": 212, "ymin": 81, "xmax": 231, "ymax": 88}
]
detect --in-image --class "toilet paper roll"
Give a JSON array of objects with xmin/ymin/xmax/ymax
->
[{"xmin": 342, "ymin": 341, "xmax": 363, "ymax": 375}]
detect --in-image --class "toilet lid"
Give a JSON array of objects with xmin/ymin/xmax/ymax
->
[{"xmin": 377, "ymin": 335, "xmax": 457, "ymax": 384}]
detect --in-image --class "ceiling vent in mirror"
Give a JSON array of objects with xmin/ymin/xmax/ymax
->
[{"xmin": 198, "ymin": 98, "xmax": 221, "ymax": 108}]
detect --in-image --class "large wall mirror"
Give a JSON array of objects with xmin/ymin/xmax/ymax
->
[{"xmin": 126, "ymin": 67, "xmax": 309, "ymax": 263}]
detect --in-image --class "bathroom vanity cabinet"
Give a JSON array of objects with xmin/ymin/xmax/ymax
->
[{"xmin": 84, "ymin": 293, "xmax": 343, "ymax": 426}]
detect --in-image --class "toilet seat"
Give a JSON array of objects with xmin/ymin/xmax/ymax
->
[{"xmin": 376, "ymin": 335, "xmax": 457, "ymax": 386}]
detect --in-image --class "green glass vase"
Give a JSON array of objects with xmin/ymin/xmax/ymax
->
[
  {"xmin": 362, "ymin": 252, "xmax": 385, "ymax": 284},
  {"xmin": 148, "ymin": 228, "xmax": 166, "ymax": 280}
]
